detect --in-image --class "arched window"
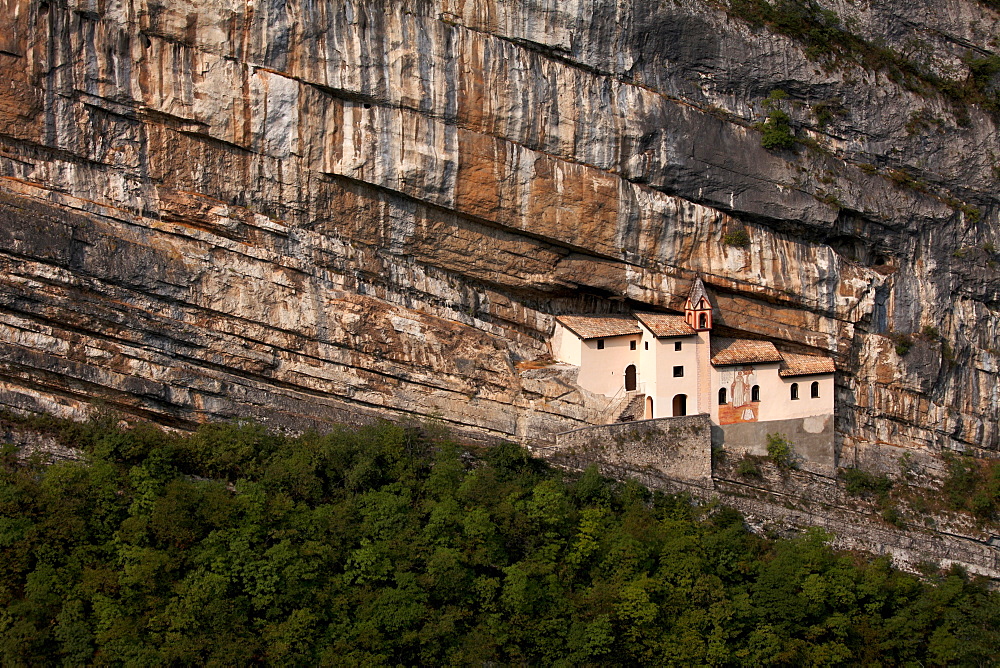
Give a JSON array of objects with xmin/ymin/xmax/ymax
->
[
  {"xmin": 672, "ymin": 394, "xmax": 687, "ymax": 417},
  {"xmin": 811, "ymin": 381, "xmax": 820, "ymax": 398},
  {"xmin": 790, "ymin": 383, "xmax": 799, "ymax": 400},
  {"xmin": 625, "ymin": 364, "xmax": 637, "ymax": 391},
  {"xmin": 699, "ymin": 313, "xmax": 708, "ymax": 329},
  {"xmin": 751, "ymin": 385, "xmax": 760, "ymax": 402},
  {"xmin": 718, "ymin": 388, "xmax": 727, "ymax": 405}
]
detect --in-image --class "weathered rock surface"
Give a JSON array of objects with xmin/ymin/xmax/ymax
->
[{"xmin": 0, "ymin": 0, "xmax": 999, "ymax": 464}]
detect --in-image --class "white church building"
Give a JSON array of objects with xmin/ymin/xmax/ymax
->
[{"xmin": 550, "ymin": 278, "xmax": 835, "ymax": 428}]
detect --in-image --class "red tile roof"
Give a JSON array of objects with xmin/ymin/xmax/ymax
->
[
  {"xmin": 635, "ymin": 312, "xmax": 696, "ymax": 338},
  {"xmin": 779, "ymin": 353, "xmax": 836, "ymax": 377},
  {"xmin": 556, "ymin": 314, "xmax": 641, "ymax": 340},
  {"xmin": 710, "ymin": 338, "xmax": 783, "ymax": 366}
]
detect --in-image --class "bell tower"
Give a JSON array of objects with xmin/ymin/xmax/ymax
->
[{"xmin": 685, "ymin": 276, "xmax": 713, "ymax": 331}]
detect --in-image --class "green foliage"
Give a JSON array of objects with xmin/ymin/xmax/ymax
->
[
  {"xmin": 891, "ymin": 332, "xmax": 914, "ymax": 356},
  {"xmin": 736, "ymin": 455, "xmax": 763, "ymax": 478},
  {"xmin": 941, "ymin": 453, "xmax": 1000, "ymax": 520},
  {"xmin": 766, "ymin": 433, "xmax": 796, "ymax": 470},
  {"xmin": 880, "ymin": 502, "xmax": 905, "ymax": 528},
  {"xmin": 757, "ymin": 89, "xmax": 796, "ymax": 151},
  {"xmin": 898, "ymin": 452, "xmax": 918, "ymax": 480},
  {"xmin": 964, "ymin": 53, "xmax": 1000, "ymax": 93},
  {"xmin": 842, "ymin": 468, "xmax": 894, "ymax": 497},
  {"xmin": 759, "ymin": 109, "xmax": 796, "ymax": 150},
  {"xmin": 959, "ymin": 203, "xmax": 982, "ymax": 224},
  {"xmin": 905, "ymin": 109, "xmax": 943, "ymax": 135},
  {"xmin": 764, "ymin": 88, "xmax": 789, "ymax": 106},
  {"xmin": 1, "ymin": 415, "xmax": 1000, "ymax": 663},
  {"xmin": 723, "ymin": 227, "xmax": 752, "ymax": 248},
  {"xmin": 817, "ymin": 191, "xmax": 842, "ymax": 209},
  {"xmin": 887, "ymin": 167, "xmax": 927, "ymax": 192},
  {"xmin": 812, "ymin": 99, "xmax": 844, "ymax": 128}
]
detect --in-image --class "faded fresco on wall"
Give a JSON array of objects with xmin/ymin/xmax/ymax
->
[{"xmin": 718, "ymin": 366, "xmax": 760, "ymax": 425}]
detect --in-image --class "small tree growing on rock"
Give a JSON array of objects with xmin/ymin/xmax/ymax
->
[
  {"xmin": 760, "ymin": 109, "xmax": 796, "ymax": 149},
  {"xmin": 766, "ymin": 433, "xmax": 797, "ymax": 470},
  {"xmin": 759, "ymin": 89, "xmax": 796, "ymax": 150}
]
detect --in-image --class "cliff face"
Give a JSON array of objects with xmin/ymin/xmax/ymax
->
[{"xmin": 1, "ymin": 0, "xmax": 999, "ymax": 457}]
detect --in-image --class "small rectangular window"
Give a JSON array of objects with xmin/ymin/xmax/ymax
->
[
  {"xmin": 597, "ymin": 339, "xmax": 605, "ymax": 350},
  {"xmin": 644, "ymin": 342, "xmax": 649, "ymax": 350},
  {"xmin": 674, "ymin": 341, "xmax": 682, "ymax": 351},
  {"xmin": 630, "ymin": 340, "xmax": 636, "ymax": 350},
  {"xmin": 673, "ymin": 366, "xmax": 684, "ymax": 377}
]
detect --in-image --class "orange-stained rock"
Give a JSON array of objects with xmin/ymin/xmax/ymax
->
[{"xmin": 0, "ymin": 0, "xmax": 997, "ymax": 460}]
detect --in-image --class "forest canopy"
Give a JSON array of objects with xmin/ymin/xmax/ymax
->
[{"xmin": 1, "ymin": 415, "xmax": 999, "ymax": 665}]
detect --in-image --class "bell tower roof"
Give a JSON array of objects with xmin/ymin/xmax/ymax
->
[
  {"xmin": 684, "ymin": 276, "xmax": 713, "ymax": 331},
  {"xmin": 685, "ymin": 276, "xmax": 710, "ymax": 311}
]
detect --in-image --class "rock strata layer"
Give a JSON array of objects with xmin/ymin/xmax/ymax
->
[{"xmin": 0, "ymin": 0, "xmax": 999, "ymax": 461}]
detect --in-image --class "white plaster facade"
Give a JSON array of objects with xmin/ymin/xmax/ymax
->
[
  {"xmin": 634, "ymin": 322, "xmax": 703, "ymax": 422},
  {"xmin": 551, "ymin": 279, "xmax": 835, "ymax": 429},
  {"xmin": 577, "ymin": 334, "xmax": 642, "ymax": 398}
]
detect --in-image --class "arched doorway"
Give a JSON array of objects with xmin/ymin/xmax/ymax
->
[
  {"xmin": 625, "ymin": 364, "xmax": 637, "ymax": 391},
  {"xmin": 672, "ymin": 394, "xmax": 687, "ymax": 417},
  {"xmin": 645, "ymin": 396, "xmax": 654, "ymax": 420}
]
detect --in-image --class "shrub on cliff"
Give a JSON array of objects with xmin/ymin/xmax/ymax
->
[
  {"xmin": 843, "ymin": 467, "xmax": 894, "ymax": 497},
  {"xmin": 942, "ymin": 452, "xmax": 1000, "ymax": 520},
  {"xmin": 759, "ymin": 109, "xmax": 797, "ymax": 150},
  {"xmin": 723, "ymin": 227, "xmax": 752, "ymax": 248}
]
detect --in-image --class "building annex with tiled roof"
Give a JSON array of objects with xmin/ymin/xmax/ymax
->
[
  {"xmin": 635, "ymin": 312, "xmax": 696, "ymax": 338},
  {"xmin": 710, "ymin": 338, "xmax": 784, "ymax": 366},
  {"xmin": 555, "ymin": 314, "xmax": 642, "ymax": 340},
  {"xmin": 550, "ymin": 277, "xmax": 835, "ymax": 429},
  {"xmin": 779, "ymin": 352, "xmax": 837, "ymax": 377}
]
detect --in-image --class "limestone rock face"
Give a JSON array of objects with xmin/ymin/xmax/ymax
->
[{"xmin": 0, "ymin": 0, "xmax": 998, "ymax": 454}]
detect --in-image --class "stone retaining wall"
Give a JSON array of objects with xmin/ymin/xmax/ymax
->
[
  {"xmin": 713, "ymin": 414, "xmax": 837, "ymax": 477},
  {"xmin": 549, "ymin": 414, "xmax": 713, "ymax": 487}
]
